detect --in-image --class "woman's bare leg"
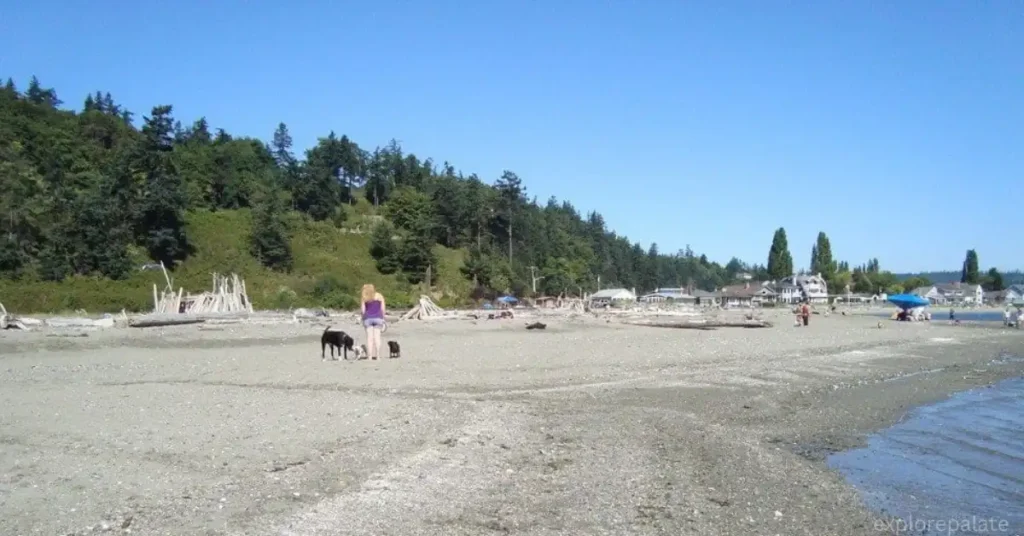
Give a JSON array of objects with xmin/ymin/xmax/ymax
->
[
  {"xmin": 372, "ymin": 326, "xmax": 383, "ymax": 359},
  {"xmin": 364, "ymin": 325, "xmax": 375, "ymax": 359}
]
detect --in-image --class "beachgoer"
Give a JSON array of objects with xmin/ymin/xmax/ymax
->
[
  {"xmin": 360, "ymin": 284, "xmax": 386, "ymax": 360},
  {"xmin": 1005, "ymin": 308, "xmax": 1012, "ymax": 327},
  {"xmin": 949, "ymin": 308, "xmax": 955, "ymax": 321},
  {"xmin": 801, "ymin": 302, "xmax": 810, "ymax": 326}
]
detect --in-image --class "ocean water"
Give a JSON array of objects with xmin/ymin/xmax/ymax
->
[
  {"xmin": 873, "ymin": 310, "xmax": 1009, "ymax": 323},
  {"xmin": 828, "ymin": 376, "xmax": 1024, "ymax": 535}
]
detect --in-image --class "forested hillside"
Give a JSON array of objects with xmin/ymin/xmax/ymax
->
[{"xmin": 0, "ymin": 76, "xmax": 758, "ymax": 312}]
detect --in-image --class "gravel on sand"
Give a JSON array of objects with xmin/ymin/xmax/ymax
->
[{"xmin": 2, "ymin": 311, "xmax": 1023, "ymax": 535}]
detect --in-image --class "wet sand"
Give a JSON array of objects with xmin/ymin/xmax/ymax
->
[{"xmin": 2, "ymin": 311, "xmax": 1023, "ymax": 535}]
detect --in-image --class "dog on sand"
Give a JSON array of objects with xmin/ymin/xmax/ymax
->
[
  {"xmin": 321, "ymin": 327, "xmax": 355, "ymax": 360},
  {"xmin": 351, "ymin": 344, "xmax": 368, "ymax": 360},
  {"xmin": 387, "ymin": 340, "xmax": 401, "ymax": 359}
]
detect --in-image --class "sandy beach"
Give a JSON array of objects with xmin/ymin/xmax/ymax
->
[{"xmin": 2, "ymin": 309, "xmax": 1023, "ymax": 535}]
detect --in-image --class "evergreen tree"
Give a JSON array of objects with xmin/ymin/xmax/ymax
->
[
  {"xmin": 961, "ymin": 249, "xmax": 979, "ymax": 284},
  {"xmin": 270, "ymin": 122, "xmax": 294, "ymax": 168},
  {"xmin": 250, "ymin": 183, "xmax": 292, "ymax": 272},
  {"xmin": 382, "ymin": 187, "xmax": 438, "ymax": 283},
  {"xmin": 766, "ymin": 227, "xmax": 793, "ymax": 280},
  {"xmin": 494, "ymin": 170, "xmax": 523, "ymax": 265},
  {"xmin": 369, "ymin": 221, "xmax": 402, "ymax": 274},
  {"xmin": 810, "ymin": 232, "xmax": 834, "ymax": 275},
  {"xmin": 137, "ymin": 105, "xmax": 190, "ymax": 267}
]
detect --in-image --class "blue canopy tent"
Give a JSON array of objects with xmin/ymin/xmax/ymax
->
[
  {"xmin": 497, "ymin": 295, "xmax": 518, "ymax": 304},
  {"xmin": 887, "ymin": 294, "xmax": 929, "ymax": 310}
]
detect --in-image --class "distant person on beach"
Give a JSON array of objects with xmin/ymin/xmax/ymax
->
[
  {"xmin": 949, "ymin": 308, "xmax": 955, "ymax": 321},
  {"xmin": 360, "ymin": 284, "xmax": 386, "ymax": 360},
  {"xmin": 800, "ymin": 302, "xmax": 810, "ymax": 326}
]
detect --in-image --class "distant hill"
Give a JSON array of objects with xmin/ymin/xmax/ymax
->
[{"xmin": 894, "ymin": 270, "xmax": 1024, "ymax": 285}]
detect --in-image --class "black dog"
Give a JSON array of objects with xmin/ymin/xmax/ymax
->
[
  {"xmin": 387, "ymin": 340, "xmax": 401, "ymax": 359},
  {"xmin": 321, "ymin": 327, "xmax": 355, "ymax": 361}
]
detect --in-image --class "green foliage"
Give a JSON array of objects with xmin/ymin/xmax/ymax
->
[
  {"xmin": 310, "ymin": 275, "xmax": 357, "ymax": 309},
  {"xmin": 369, "ymin": 221, "xmax": 402, "ymax": 275},
  {"xmin": 961, "ymin": 249, "xmax": 980, "ymax": 284},
  {"xmin": 138, "ymin": 105, "xmax": 190, "ymax": 266},
  {"xmin": 983, "ymin": 267, "xmax": 1004, "ymax": 291},
  {"xmin": 381, "ymin": 187, "xmax": 437, "ymax": 283},
  {"xmin": 847, "ymin": 258, "xmax": 902, "ymax": 295},
  {"xmin": 0, "ymin": 74, "xmax": 778, "ymax": 312},
  {"xmin": 901, "ymin": 276, "xmax": 933, "ymax": 291},
  {"xmin": 767, "ymin": 227, "xmax": 793, "ymax": 280},
  {"xmin": 250, "ymin": 183, "xmax": 293, "ymax": 272}
]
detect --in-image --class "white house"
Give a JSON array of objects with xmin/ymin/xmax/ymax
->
[
  {"xmin": 768, "ymin": 281, "xmax": 803, "ymax": 304},
  {"xmin": 589, "ymin": 288, "xmax": 636, "ymax": 307},
  {"xmin": 776, "ymin": 273, "xmax": 829, "ymax": 303}
]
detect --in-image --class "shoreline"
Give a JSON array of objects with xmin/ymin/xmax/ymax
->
[{"xmin": 2, "ymin": 313, "xmax": 1023, "ymax": 535}]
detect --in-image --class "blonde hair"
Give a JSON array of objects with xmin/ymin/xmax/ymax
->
[{"xmin": 361, "ymin": 284, "xmax": 377, "ymax": 303}]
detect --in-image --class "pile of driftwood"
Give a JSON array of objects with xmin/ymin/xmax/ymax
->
[
  {"xmin": 400, "ymin": 295, "xmax": 448, "ymax": 321},
  {"xmin": 0, "ymin": 301, "xmax": 30, "ymax": 331},
  {"xmin": 153, "ymin": 271, "xmax": 252, "ymax": 315}
]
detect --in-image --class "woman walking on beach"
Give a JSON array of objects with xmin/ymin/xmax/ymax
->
[
  {"xmin": 360, "ymin": 284, "xmax": 386, "ymax": 360},
  {"xmin": 801, "ymin": 301, "xmax": 811, "ymax": 326}
]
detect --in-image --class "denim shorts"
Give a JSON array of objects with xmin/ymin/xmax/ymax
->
[{"xmin": 363, "ymin": 317, "xmax": 385, "ymax": 328}]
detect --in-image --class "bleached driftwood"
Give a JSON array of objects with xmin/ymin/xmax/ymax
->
[
  {"xmin": 400, "ymin": 295, "xmax": 449, "ymax": 321},
  {"xmin": 0, "ymin": 301, "xmax": 31, "ymax": 331},
  {"xmin": 129, "ymin": 316, "xmax": 206, "ymax": 328},
  {"xmin": 153, "ymin": 272, "xmax": 253, "ymax": 315}
]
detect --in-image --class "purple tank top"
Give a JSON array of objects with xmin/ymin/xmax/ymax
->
[{"xmin": 363, "ymin": 299, "xmax": 383, "ymax": 319}]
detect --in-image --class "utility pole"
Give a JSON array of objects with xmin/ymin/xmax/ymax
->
[{"xmin": 529, "ymin": 266, "xmax": 543, "ymax": 294}]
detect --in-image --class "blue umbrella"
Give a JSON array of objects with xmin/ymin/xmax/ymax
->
[
  {"xmin": 887, "ymin": 294, "xmax": 929, "ymax": 310},
  {"xmin": 497, "ymin": 295, "xmax": 518, "ymax": 303}
]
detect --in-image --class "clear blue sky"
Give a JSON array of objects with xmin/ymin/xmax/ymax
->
[{"xmin": 2, "ymin": 0, "xmax": 1021, "ymax": 272}]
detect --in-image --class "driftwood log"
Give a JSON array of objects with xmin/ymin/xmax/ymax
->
[
  {"xmin": 129, "ymin": 316, "xmax": 206, "ymax": 328},
  {"xmin": 626, "ymin": 320, "xmax": 773, "ymax": 330}
]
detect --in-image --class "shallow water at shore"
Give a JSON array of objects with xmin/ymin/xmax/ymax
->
[
  {"xmin": 828, "ymin": 376, "xmax": 1024, "ymax": 534},
  {"xmin": 871, "ymin": 310, "xmax": 1010, "ymax": 323}
]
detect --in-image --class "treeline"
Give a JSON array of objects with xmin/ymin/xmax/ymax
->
[
  {"xmin": 765, "ymin": 228, "xmax": 1010, "ymax": 295},
  {"xmin": 0, "ymin": 75, "xmax": 759, "ymax": 299}
]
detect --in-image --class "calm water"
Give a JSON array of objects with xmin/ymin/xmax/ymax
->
[
  {"xmin": 828, "ymin": 375, "xmax": 1024, "ymax": 535},
  {"xmin": 873, "ymin": 310, "xmax": 1008, "ymax": 322}
]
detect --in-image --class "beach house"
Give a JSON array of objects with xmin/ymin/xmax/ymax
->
[
  {"xmin": 588, "ymin": 288, "xmax": 636, "ymax": 308},
  {"xmin": 769, "ymin": 281, "xmax": 803, "ymax": 304},
  {"xmin": 935, "ymin": 282, "xmax": 984, "ymax": 304},
  {"xmin": 638, "ymin": 288, "xmax": 697, "ymax": 304},
  {"xmin": 719, "ymin": 282, "xmax": 775, "ymax": 307},
  {"xmin": 910, "ymin": 285, "xmax": 943, "ymax": 303},
  {"xmin": 771, "ymin": 273, "xmax": 829, "ymax": 303},
  {"xmin": 691, "ymin": 289, "xmax": 721, "ymax": 307},
  {"xmin": 985, "ymin": 288, "xmax": 1023, "ymax": 305}
]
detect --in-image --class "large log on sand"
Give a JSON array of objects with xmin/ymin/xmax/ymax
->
[
  {"xmin": 129, "ymin": 315, "xmax": 206, "ymax": 328},
  {"xmin": 625, "ymin": 320, "xmax": 774, "ymax": 330}
]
